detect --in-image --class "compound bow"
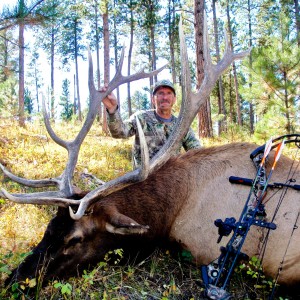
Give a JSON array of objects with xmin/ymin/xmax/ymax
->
[{"xmin": 201, "ymin": 134, "xmax": 300, "ymax": 300}]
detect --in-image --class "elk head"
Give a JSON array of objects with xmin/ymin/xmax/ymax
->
[{"xmin": 1, "ymin": 17, "xmax": 250, "ymax": 283}]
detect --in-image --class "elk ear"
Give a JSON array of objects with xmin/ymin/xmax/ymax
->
[{"xmin": 105, "ymin": 211, "xmax": 149, "ymax": 235}]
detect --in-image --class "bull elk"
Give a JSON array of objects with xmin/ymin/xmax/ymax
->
[{"xmin": 1, "ymin": 16, "xmax": 300, "ymax": 297}]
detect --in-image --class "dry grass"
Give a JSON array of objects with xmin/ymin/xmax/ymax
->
[{"xmin": 0, "ymin": 118, "xmax": 298, "ymax": 299}]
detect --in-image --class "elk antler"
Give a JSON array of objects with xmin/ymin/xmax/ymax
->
[
  {"xmin": 1, "ymin": 15, "xmax": 250, "ymax": 219},
  {"xmin": 0, "ymin": 46, "xmax": 164, "ymax": 207},
  {"xmin": 67, "ymin": 16, "xmax": 250, "ymax": 220}
]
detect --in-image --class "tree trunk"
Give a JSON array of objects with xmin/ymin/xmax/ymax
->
[
  {"xmin": 194, "ymin": 0, "xmax": 212, "ymax": 138},
  {"xmin": 2, "ymin": 29, "xmax": 9, "ymax": 81},
  {"xmin": 229, "ymin": 69, "xmax": 234, "ymax": 122},
  {"xmin": 212, "ymin": 0, "xmax": 225, "ymax": 134},
  {"xmin": 34, "ymin": 59, "xmax": 40, "ymax": 113},
  {"xmin": 283, "ymin": 71, "xmax": 291, "ymax": 134},
  {"xmin": 127, "ymin": 0, "xmax": 134, "ymax": 117},
  {"xmin": 73, "ymin": 74, "xmax": 76, "ymax": 115},
  {"xmin": 247, "ymin": 0, "xmax": 254, "ymax": 133},
  {"xmin": 102, "ymin": 1, "xmax": 110, "ymax": 134},
  {"xmin": 168, "ymin": 0, "xmax": 177, "ymax": 84},
  {"xmin": 50, "ymin": 26, "xmax": 55, "ymax": 118},
  {"xmin": 74, "ymin": 19, "xmax": 82, "ymax": 121},
  {"xmin": 150, "ymin": 25, "xmax": 157, "ymax": 82},
  {"xmin": 226, "ymin": 0, "xmax": 242, "ymax": 126},
  {"xmin": 148, "ymin": 43, "xmax": 154, "ymax": 103},
  {"xmin": 18, "ymin": 19, "xmax": 25, "ymax": 127},
  {"xmin": 295, "ymin": 0, "xmax": 300, "ymax": 47},
  {"xmin": 113, "ymin": 0, "xmax": 120, "ymax": 109},
  {"xmin": 94, "ymin": 0, "xmax": 102, "ymax": 123}
]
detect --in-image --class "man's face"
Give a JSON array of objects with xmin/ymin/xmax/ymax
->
[{"xmin": 152, "ymin": 87, "xmax": 176, "ymax": 111}]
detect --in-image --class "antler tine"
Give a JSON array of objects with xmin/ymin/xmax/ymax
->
[
  {"xmin": 1, "ymin": 188, "xmax": 80, "ymax": 207},
  {"xmin": 0, "ymin": 163, "xmax": 59, "ymax": 188},
  {"xmin": 75, "ymin": 49, "xmax": 100, "ymax": 146},
  {"xmin": 88, "ymin": 47, "xmax": 96, "ymax": 96},
  {"xmin": 42, "ymin": 93, "xmax": 68, "ymax": 149},
  {"xmin": 196, "ymin": 15, "xmax": 251, "ymax": 100},
  {"xmin": 115, "ymin": 43, "xmax": 126, "ymax": 76},
  {"xmin": 180, "ymin": 17, "xmax": 191, "ymax": 108},
  {"xmin": 203, "ymin": 14, "xmax": 213, "ymax": 70},
  {"xmin": 79, "ymin": 46, "xmax": 166, "ymax": 145},
  {"xmin": 211, "ymin": 26, "xmax": 251, "ymax": 82},
  {"xmin": 136, "ymin": 116, "xmax": 150, "ymax": 180},
  {"xmin": 107, "ymin": 65, "xmax": 167, "ymax": 96}
]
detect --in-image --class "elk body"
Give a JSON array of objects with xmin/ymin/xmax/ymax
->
[{"xmin": 5, "ymin": 143, "xmax": 300, "ymax": 285}]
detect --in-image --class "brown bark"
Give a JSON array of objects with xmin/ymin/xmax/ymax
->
[
  {"xmin": 168, "ymin": 0, "xmax": 177, "ymax": 84},
  {"xmin": 194, "ymin": 0, "xmax": 212, "ymax": 138},
  {"xmin": 113, "ymin": 0, "xmax": 120, "ymax": 110},
  {"xmin": 247, "ymin": 0, "xmax": 254, "ymax": 133},
  {"xmin": 94, "ymin": 0, "xmax": 103, "ymax": 122},
  {"xmin": 127, "ymin": 0, "xmax": 134, "ymax": 117},
  {"xmin": 34, "ymin": 56, "xmax": 40, "ymax": 113},
  {"xmin": 228, "ymin": 69, "xmax": 234, "ymax": 122},
  {"xmin": 283, "ymin": 71, "xmax": 291, "ymax": 134},
  {"xmin": 74, "ymin": 19, "xmax": 82, "ymax": 121},
  {"xmin": 150, "ymin": 25, "xmax": 157, "ymax": 82},
  {"xmin": 212, "ymin": 0, "xmax": 226, "ymax": 134},
  {"xmin": 73, "ymin": 74, "xmax": 76, "ymax": 115},
  {"xmin": 226, "ymin": 0, "xmax": 242, "ymax": 126}
]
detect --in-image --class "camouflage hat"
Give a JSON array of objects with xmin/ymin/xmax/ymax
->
[{"xmin": 152, "ymin": 79, "xmax": 176, "ymax": 95}]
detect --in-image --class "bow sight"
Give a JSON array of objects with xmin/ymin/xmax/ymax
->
[{"xmin": 201, "ymin": 134, "xmax": 300, "ymax": 300}]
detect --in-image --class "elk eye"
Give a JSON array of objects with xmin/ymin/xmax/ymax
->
[{"xmin": 67, "ymin": 236, "xmax": 83, "ymax": 247}]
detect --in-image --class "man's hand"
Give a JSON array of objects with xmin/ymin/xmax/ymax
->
[{"xmin": 100, "ymin": 84, "xmax": 118, "ymax": 114}]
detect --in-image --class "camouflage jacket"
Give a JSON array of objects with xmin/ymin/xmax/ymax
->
[{"xmin": 107, "ymin": 109, "xmax": 201, "ymax": 167}]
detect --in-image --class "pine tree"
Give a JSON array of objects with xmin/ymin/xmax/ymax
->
[
  {"xmin": 0, "ymin": 0, "xmax": 57, "ymax": 126},
  {"xmin": 194, "ymin": 0, "xmax": 213, "ymax": 138},
  {"xmin": 34, "ymin": 0, "xmax": 62, "ymax": 119},
  {"xmin": 24, "ymin": 87, "xmax": 34, "ymax": 117},
  {"xmin": 136, "ymin": 0, "xmax": 162, "ymax": 91},
  {"xmin": 26, "ymin": 49, "xmax": 42, "ymax": 113},
  {"xmin": 59, "ymin": 78, "xmax": 73, "ymax": 120},
  {"xmin": 58, "ymin": 0, "xmax": 86, "ymax": 121},
  {"xmin": 250, "ymin": 5, "xmax": 300, "ymax": 134},
  {"xmin": 85, "ymin": 0, "xmax": 104, "ymax": 121}
]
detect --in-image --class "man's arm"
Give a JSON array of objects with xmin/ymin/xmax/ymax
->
[
  {"xmin": 106, "ymin": 109, "xmax": 136, "ymax": 138},
  {"xmin": 182, "ymin": 128, "xmax": 201, "ymax": 151}
]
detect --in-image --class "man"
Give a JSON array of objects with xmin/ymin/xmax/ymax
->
[{"xmin": 102, "ymin": 79, "xmax": 201, "ymax": 168}]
